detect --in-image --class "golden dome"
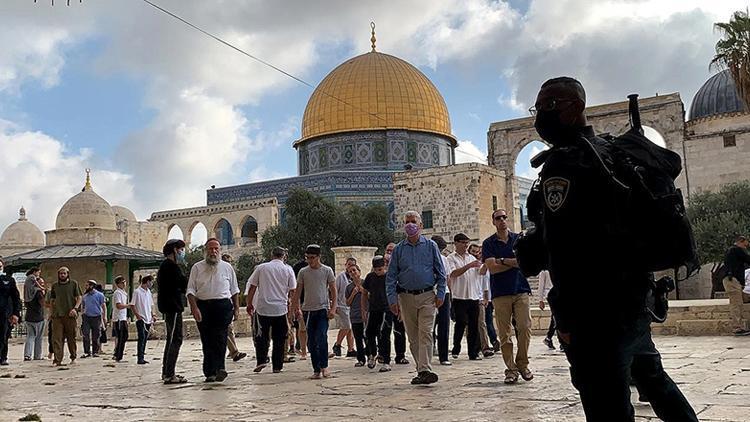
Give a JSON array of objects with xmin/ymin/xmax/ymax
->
[{"xmin": 298, "ymin": 51, "xmax": 454, "ymax": 146}]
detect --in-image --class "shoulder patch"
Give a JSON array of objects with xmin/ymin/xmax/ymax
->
[{"xmin": 543, "ymin": 177, "xmax": 570, "ymax": 212}]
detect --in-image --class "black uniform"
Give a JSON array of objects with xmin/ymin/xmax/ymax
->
[
  {"xmin": 0, "ymin": 274, "xmax": 21, "ymax": 364},
  {"xmin": 157, "ymin": 258, "xmax": 188, "ymax": 379},
  {"xmin": 538, "ymin": 126, "xmax": 697, "ymax": 422}
]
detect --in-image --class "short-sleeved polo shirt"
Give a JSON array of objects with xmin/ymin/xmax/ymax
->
[{"xmin": 481, "ymin": 232, "xmax": 532, "ymax": 298}]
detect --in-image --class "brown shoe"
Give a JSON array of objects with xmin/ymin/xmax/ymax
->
[
  {"xmin": 520, "ymin": 368, "xmax": 534, "ymax": 381},
  {"xmin": 504, "ymin": 372, "xmax": 519, "ymax": 384}
]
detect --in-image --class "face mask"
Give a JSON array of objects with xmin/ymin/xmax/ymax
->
[
  {"xmin": 177, "ymin": 250, "xmax": 186, "ymax": 263},
  {"xmin": 404, "ymin": 223, "xmax": 420, "ymax": 237},
  {"xmin": 534, "ymin": 110, "xmax": 577, "ymax": 146}
]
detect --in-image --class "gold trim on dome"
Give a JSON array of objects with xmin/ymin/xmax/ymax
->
[{"xmin": 297, "ymin": 51, "xmax": 455, "ymax": 147}]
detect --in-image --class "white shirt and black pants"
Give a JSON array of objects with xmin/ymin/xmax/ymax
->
[
  {"xmin": 131, "ymin": 286, "xmax": 154, "ymax": 364},
  {"xmin": 247, "ymin": 259, "xmax": 296, "ymax": 372},
  {"xmin": 111, "ymin": 288, "xmax": 129, "ymax": 361},
  {"xmin": 188, "ymin": 260, "xmax": 239, "ymax": 379},
  {"xmin": 447, "ymin": 252, "xmax": 482, "ymax": 359}
]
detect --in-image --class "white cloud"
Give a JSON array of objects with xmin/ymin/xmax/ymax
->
[
  {"xmin": 516, "ymin": 143, "xmax": 549, "ymax": 180},
  {"xmin": 455, "ymin": 140, "xmax": 487, "ymax": 164},
  {"xmin": 0, "ymin": 121, "xmax": 135, "ymax": 232}
]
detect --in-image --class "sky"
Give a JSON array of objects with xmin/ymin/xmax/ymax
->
[{"xmin": 0, "ymin": 0, "xmax": 745, "ymax": 234}]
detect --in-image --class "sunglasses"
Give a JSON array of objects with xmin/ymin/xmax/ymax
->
[{"xmin": 494, "ymin": 215, "xmax": 508, "ymax": 221}]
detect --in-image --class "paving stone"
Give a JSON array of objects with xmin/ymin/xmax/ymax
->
[{"xmin": 0, "ymin": 334, "xmax": 748, "ymax": 421}]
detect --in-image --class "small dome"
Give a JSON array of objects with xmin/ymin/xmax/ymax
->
[
  {"xmin": 112, "ymin": 206, "xmax": 137, "ymax": 223},
  {"xmin": 0, "ymin": 207, "xmax": 44, "ymax": 247},
  {"xmin": 689, "ymin": 69, "xmax": 747, "ymax": 121},
  {"xmin": 55, "ymin": 171, "xmax": 117, "ymax": 230}
]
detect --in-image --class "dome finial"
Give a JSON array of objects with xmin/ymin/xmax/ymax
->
[
  {"xmin": 19, "ymin": 206, "xmax": 27, "ymax": 221},
  {"xmin": 370, "ymin": 21, "xmax": 377, "ymax": 52},
  {"xmin": 84, "ymin": 168, "xmax": 92, "ymax": 191}
]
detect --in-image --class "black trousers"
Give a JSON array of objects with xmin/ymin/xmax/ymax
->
[
  {"xmin": 254, "ymin": 313, "xmax": 288, "ymax": 371},
  {"xmin": 564, "ymin": 316, "xmax": 697, "ymax": 422},
  {"xmin": 196, "ymin": 299, "xmax": 233, "ymax": 377},
  {"xmin": 433, "ymin": 292, "xmax": 451, "ymax": 362},
  {"xmin": 0, "ymin": 319, "xmax": 9, "ymax": 362},
  {"xmin": 81, "ymin": 315, "xmax": 102, "ymax": 355},
  {"xmin": 135, "ymin": 320, "xmax": 151, "ymax": 362},
  {"xmin": 365, "ymin": 310, "xmax": 394, "ymax": 364},
  {"xmin": 393, "ymin": 318, "xmax": 407, "ymax": 359},
  {"xmin": 162, "ymin": 312, "xmax": 184, "ymax": 378},
  {"xmin": 47, "ymin": 318, "xmax": 53, "ymax": 354},
  {"xmin": 452, "ymin": 298, "xmax": 480, "ymax": 358},
  {"xmin": 351, "ymin": 321, "xmax": 366, "ymax": 363},
  {"xmin": 546, "ymin": 315, "xmax": 557, "ymax": 339},
  {"xmin": 112, "ymin": 320, "xmax": 129, "ymax": 361}
]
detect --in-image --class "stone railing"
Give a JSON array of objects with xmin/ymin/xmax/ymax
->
[{"xmin": 531, "ymin": 299, "xmax": 748, "ymax": 336}]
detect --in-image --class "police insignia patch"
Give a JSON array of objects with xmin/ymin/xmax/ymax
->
[{"xmin": 543, "ymin": 177, "xmax": 570, "ymax": 212}]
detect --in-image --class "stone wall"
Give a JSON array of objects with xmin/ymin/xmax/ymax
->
[
  {"xmin": 393, "ymin": 163, "xmax": 507, "ymax": 243},
  {"xmin": 684, "ymin": 113, "xmax": 750, "ymax": 195},
  {"xmin": 121, "ymin": 220, "xmax": 168, "ymax": 252},
  {"xmin": 45, "ymin": 227, "xmax": 124, "ymax": 246},
  {"xmin": 40, "ymin": 259, "xmax": 131, "ymax": 292},
  {"xmin": 331, "ymin": 246, "xmax": 378, "ymax": 274}
]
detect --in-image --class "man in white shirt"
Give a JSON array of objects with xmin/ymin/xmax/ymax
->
[
  {"xmin": 447, "ymin": 233, "xmax": 483, "ymax": 361},
  {"xmin": 111, "ymin": 276, "xmax": 131, "ymax": 362},
  {"xmin": 246, "ymin": 246, "xmax": 296, "ymax": 373},
  {"xmin": 331, "ymin": 257, "xmax": 357, "ymax": 358},
  {"xmin": 187, "ymin": 238, "xmax": 240, "ymax": 383},
  {"xmin": 131, "ymin": 275, "xmax": 156, "ymax": 365},
  {"xmin": 537, "ymin": 270, "xmax": 558, "ymax": 350},
  {"xmin": 470, "ymin": 244, "xmax": 494, "ymax": 358}
]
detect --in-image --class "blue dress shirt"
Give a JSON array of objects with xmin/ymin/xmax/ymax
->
[{"xmin": 386, "ymin": 235, "xmax": 447, "ymax": 305}]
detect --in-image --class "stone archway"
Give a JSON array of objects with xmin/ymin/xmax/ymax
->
[{"xmin": 487, "ymin": 93, "xmax": 686, "ymax": 229}]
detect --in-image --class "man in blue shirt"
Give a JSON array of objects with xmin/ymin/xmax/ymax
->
[
  {"xmin": 386, "ymin": 210, "xmax": 446, "ymax": 385},
  {"xmin": 80, "ymin": 280, "xmax": 106, "ymax": 358},
  {"xmin": 482, "ymin": 208, "xmax": 532, "ymax": 385}
]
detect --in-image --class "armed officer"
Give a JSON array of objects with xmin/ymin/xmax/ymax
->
[{"xmin": 528, "ymin": 77, "xmax": 697, "ymax": 421}]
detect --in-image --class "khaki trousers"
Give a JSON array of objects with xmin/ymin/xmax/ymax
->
[
  {"xmin": 52, "ymin": 316, "xmax": 77, "ymax": 364},
  {"xmin": 478, "ymin": 304, "xmax": 489, "ymax": 351},
  {"xmin": 723, "ymin": 277, "xmax": 747, "ymax": 330},
  {"xmin": 492, "ymin": 294, "xmax": 531, "ymax": 375},
  {"xmin": 227, "ymin": 322, "xmax": 239, "ymax": 356},
  {"xmin": 398, "ymin": 291, "xmax": 436, "ymax": 373}
]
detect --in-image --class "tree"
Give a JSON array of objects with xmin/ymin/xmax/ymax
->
[
  {"xmin": 260, "ymin": 188, "xmax": 396, "ymax": 264},
  {"xmin": 235, "ymin": 253, "xmax": 261, "ymax": 295},
  {"xmin": 687, "ymin": 182, "xmax": 750, "ymax": 295},
  {"xmin": 711, "ymin": 9, "xmax": 750, "ymax": 109}
]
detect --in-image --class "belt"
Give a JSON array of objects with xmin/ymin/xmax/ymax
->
[{"xmin": 397, "ymin": 286, "xmax": 434, "ymax": 295}]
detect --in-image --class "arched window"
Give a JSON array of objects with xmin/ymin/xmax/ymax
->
[
  {"xmin": 240, "ymin": 216, "xmax": 258, "ymax": 245},
  {"xmin": 214, "ymin": 219, "xmax": 234, "ymax": 246}
]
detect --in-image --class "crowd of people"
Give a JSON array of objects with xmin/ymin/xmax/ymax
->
[{"xmin": 0, "ymin": 208, "xmax": 553, "ymax": 388}]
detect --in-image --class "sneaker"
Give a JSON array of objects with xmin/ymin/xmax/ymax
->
[
  {"xmin": 492, "ymin": 340, "xmax": 501, "ymax": 352},
  {"xmin": 253, "ymin": 363, "xmax": 267, "ymax": 373},
  {"xmin": 733, "ymin": 328, "xmax": 750, "ymax": 336},
  {"xmin": 543, "ymin": 337, "xmax": 556, "ymax": 350},
  {"xmin": 92, "ymin": 353, "xmax": 99, "ymax": 358},
  {"xmin": 379, "ymin": 363, "xmax": 392, "ymax": 372},
  {"xmin": 395, "ymin": 357, "xmax": 409, "ymax": 365},
  {"xmin": 233, "ymin": 352, "xmax": 247, "ymax": 362},
  {"xmin": 354, "ymin": 361, "xmax": 365, "ymax": 367},
  {"xmin": 272, "ymin": 369, "xmax": 282, "ymax": 373},
  {"xmin": 80, "ymin": 354, "xmax": 91, "ymax": 359},
  {"xmin": 469, "ymin": 356, "xmax": 482, "ymax": 361},
  {"xmin": 411, "ymin": 375, "xmax": 424, "ymax": 385},
  {"xmin": 482, "ymin": 349, "xmax": 495, "ymax": 358},
  {"xmin": 418, "ymin": 371, "xmax": 438, "ymax": 384},
  {"xmin": 440, "ymin": 360, "xmax": 452, "ymax": 366},
  {"xmin": 215, "ymin": 369, "xmax": 228, "ymax": 382},
  {"xmin": 345, "ymin": 350, "xmax": 357, "ymax": 358},
  {"xmin": 137, "ymin": 360, "xmax": 149, "ymax": 365},
  {"xmin": 23, "ymin": 357, "xmax": 31, "ymax": 362},
  {"xmin": 204, "ymin": 376, "xmax": 217, "ymax": 383},
  {"xmin": 367, "ymin": 356, "xmax": 376, "ymax": 369},
  {"xmin": 451, "ymin": 353, "xmax": 459, "ymax": 359},
  {"xmin": 332, "ymin": 344, "xmax": 342, "ymax": 357},
  {"xmin": 520, "ymin": 368, "xmax": 534, "ymax": 381},
  {"xmin": 504, "ymin": 372, "xmax": 519, "ymax": 384}
]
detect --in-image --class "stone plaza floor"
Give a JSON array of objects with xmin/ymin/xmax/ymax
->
[{"xmin": 1, "ymin": 334, "xmax": 749, "ymax": 421}]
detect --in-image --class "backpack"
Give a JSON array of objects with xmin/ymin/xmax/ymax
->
[{"xmin": 590, "ymin": 95, "xmax": 700, "ymax": 279}]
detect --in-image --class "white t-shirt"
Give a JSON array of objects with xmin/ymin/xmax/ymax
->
[
  {"xmin": 112, "ymin": 288, "xmax": 128, "ymax": 322},
  {"xmin": 744, "ymin": 269, "xmax": 750, "ymax": 295},
  {"xmin": 131, "ymin": 287, "xmax": 154, "ymax": 324},
  {"xmin": 335, "ymin": 271, "xmax": 351, "ymax": 309},
  {"xmin": 537, "ymin": 270, "xmax": 553, "ymax": 301},
  {"xmin": 446, "ymin": 252, "xmax": 483, "ymax": 300},
  {"xmin": 187, "ymin": 260, "xmax": 240, "ymax": 301},
  {"xmin": 247, "ymin": 259, "xmax": 296, "ymax": 317},
  {"xmin": 441, "ymin": 254, "xmax": 451, "ymax": 294}
]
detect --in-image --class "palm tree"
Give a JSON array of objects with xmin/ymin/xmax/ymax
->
[{"xmin": 711, "ymin": 9, "xmax": 750, "ymax": 110}]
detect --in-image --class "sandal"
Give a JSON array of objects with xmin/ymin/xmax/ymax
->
[{"xmin": 163, "ymin": 375, "xmax": 188, "ymax": 384}]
